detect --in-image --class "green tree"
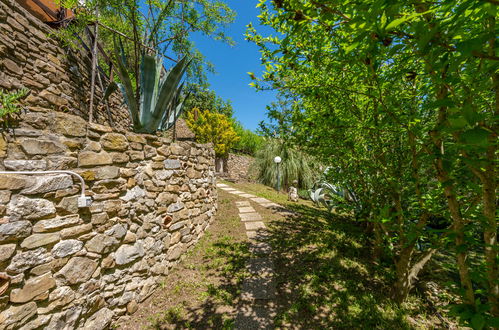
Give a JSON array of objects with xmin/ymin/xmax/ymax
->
[
  {"xmin": 60, "ymin": 0, "xmax": 236, "ymax": 85},
  {"xmin": 184, "ymin": 84, "xmax": 234, "ymax": 117},
  {"xmin": 247, "ymin": 0, "xmax": 497, "ymax": 324},
  {"xmin": 232, "ymin": 121, "xmax": 264, "ymax": 155}
]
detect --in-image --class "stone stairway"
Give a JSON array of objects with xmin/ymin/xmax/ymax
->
[{"xmin": 216, "ymin": 184, "xmax": 277, "ymax": 329}]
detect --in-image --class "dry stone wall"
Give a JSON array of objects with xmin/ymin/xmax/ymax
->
[
  {"xmin": 0, "ymin": 111, "xmax": 217, "ymax": 329},
  {"xmin": 0, "ymin": 0, "xmax": 131, "ymax": 129},
  {"xmin": 226, "ymin": 153, "xmax": 255, "ymax": 182}
]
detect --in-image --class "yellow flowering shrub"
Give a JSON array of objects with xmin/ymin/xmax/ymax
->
[{"xmin": 185, "ymin": 108, "xmax": 240, "ymax": 157}]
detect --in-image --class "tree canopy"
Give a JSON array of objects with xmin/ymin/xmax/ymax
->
[{"xmin": 247, "ymin": 0, "xmax": 498, "ymax": 326}]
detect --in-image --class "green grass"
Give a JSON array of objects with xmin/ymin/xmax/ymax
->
[
  {"xmin": 137, "ymin": 194, "xmax": 251, "ymax": 329},
  {"xmin": 220, "ymin": 180, "xmax": 457, "ymax": 329}
]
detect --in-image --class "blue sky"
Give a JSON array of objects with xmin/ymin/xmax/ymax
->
[{"xmin": 190, "ymin": 0, "xmax": 277, "ymax": 132}]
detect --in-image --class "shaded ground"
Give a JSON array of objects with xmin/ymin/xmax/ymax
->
[
  {"xmin": 228, "ymin": 181, "xmax": 460, "ymax": 329},
  {"xmin": 116, "ymin": 188, "xmax": 254, "ymax": 329},
  {"xmin": 117, "ymin": 181, "xmax": 460, "ymax": 329}
]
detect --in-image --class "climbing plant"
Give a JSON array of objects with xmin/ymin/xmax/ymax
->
[
  {"xmin": 0, "ymin": 88, "xmax": 29, "ymax": 129},
  {"xmin": 247, "ymin": 0, "xmax": 498, "ymax": 326}
]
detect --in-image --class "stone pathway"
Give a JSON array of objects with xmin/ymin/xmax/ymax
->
[{"xmin": 216, "ymin": 183, "xmax": 277, "ymax": 329}]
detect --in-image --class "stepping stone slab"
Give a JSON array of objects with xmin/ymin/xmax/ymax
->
[
  {"xmin": 246, "ymin": 231, "xmax": 270, "ymax": 241},
  {"xmin": 216, "ymin": 183, "xmax": 229, "ymax": 187},
  {"xmin": 221, "ymin": 187, "xmax": 236, "ymax": 191},
  {"xmin": 238, "ymin": 206, "xmax": 256, "ymax": 213},
  {"xmin": 229, "ymin": 190, "xmax": 245, "ymax": 195},
  {"xmin": 235, "ymin": 303, "xmax": 274, "ymax": 330},
  {"xmin": 249, "ymin": 242, "xmax": 272, "ymax": 255},
  {"xmin": 251, "ymin": 197, "xmax": 272, "ymax": 204},
  {"xmin": 235, "ymin": 201, "xmax": 250, "ymax": 207},
  {"xmin": 247, "ymin": 258, "xmax": 274, "ymax": 277},
  {"xmin": 241, "ymin": 277, "xmax": 276, "ymax": 300},
  {"xmin": 240, "ymin": 194, "xmax": 257, "ymax": 198},
  {"xmin": 261, "ymin": 202, "xmax": 281, "ymax": 208},
  {"xmin": 245, "ymin": 222, "xmax": 266, "ymax": 231},
  {"xmin": 239, "ymin": 213, "xmax": 262, "ymax": 222}
]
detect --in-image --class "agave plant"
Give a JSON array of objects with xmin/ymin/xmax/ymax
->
[
  {"xmin": 107, "ymin": 37, "xmax": 190, "ymax": 134},
  {"xmin": 309, "ymin": 180, "xmax": 359, "ymax": 213}
]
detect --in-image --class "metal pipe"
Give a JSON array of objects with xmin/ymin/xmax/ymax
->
[{"xmin": 0, "ymin": 170, "xmax": 87, "ymax": 197}]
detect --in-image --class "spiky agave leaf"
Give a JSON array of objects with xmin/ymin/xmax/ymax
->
[
  {"xmin": 159, "ymin": 83, "xmax": 188, "ymax": 130},
  {"xmin": 145, "ymin": 57, "xmax": 190, "ymax": 132},
  {"xmin": 113, "ymin": 36, "xmax": 140, "ymax": 128},
  {"xmin": 139, "ymin": 53, "xmax": 162, "ymax": 131}
]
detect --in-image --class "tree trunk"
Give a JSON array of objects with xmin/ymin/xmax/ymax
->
[
  {"xmin": 430, "ymin": 131, "xmax": 475, "ymax": 307},
  {"xmin": 483, "ymin": 15, "xmax": 498, "ymax": 317},
  {"xmin": 394, "ymin": 246, "xmax": 436, "ymax": 303}
]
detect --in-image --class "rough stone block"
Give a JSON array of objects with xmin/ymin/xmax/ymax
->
[
  {"xmin": 10, "ymin": 273, "xmax": 56, "ymax": 303},
  {"xmin": 52, "ymin": 239, "xmax": 83, "ymax": 258},
  {"xmin": 21, "ymin": 174, "xmax": 72, "ymax": 195},
  {"xmin": 164, "ymin": 159, "xmax": 181, "ymax": 169},
  {"xmin": 167, "ymin": 202, "xmax": 184, "ymax": 213},
  {"xmin": 7, "ymin": 247, "xmax": 52, "ymax": 273},
  {"xmin": 3, "ymin": 160, "xmax": 47, "ymax": 171},
  {"xmin": 0, "ymin": 301, "xmax": 37, "ymax": 328},
  {"xmin": 7, "ymin": 196, "xmax": 55, "ymax": 221},
  {"xmin": 56, "ymin": 196, "xmax": 78, "ymax": 214},
  {"xmin": 32, "ymin": 215, "xmax": 80, "ymax": 233},
  {"xmin": 121, "ymin": 186, "xmax": 146, "ymax": 202},
  {"xmin": 84, "ymin": 308, "xmax": 114, "ymax": 329},
  {"xmin": 0, "ymin": 221, "xmax": 32, "ymax": 242},
  {"xmin": 115, "ymin": 242, "xmax": 145, "ymax": 265},
  {"xmin": 55, "ymin": 257, "xmax": 98, "ymax": 285},
  {"xmin": 101, "ymin": 133, "xmax": 129, "ymax": 151},
  {"xmin": 89, "ymin": 122, "xmax": 112, "ymax": 133},
  {"xmin": 21, "ymin": 138, "xmax": 66, "ymax": 155},
  {"xmin": 60, "ymin": 224, "xmax": 92, "ymax": 239},
  {"xmin": 53, "ymin": 113, "xmax": 87, "ymax": 137},
  {"xmin": 186, "ymin": 168, "xmax": 202, "ymax": 179},
  {"xmin": 85, "ymin": 234, "xmax": 118, "ymax": 254},
  {"xmin": 0, "ymin": 243, "xmax": 16, "ymax": 262},
  {"xmin": 20, "ymin": 232, "xmax": 60, "ymax": 249},
  {"xmin": 129, "ymin": 151, "xmax": 144, "ymax": 161},
  {"xmin": 125, "ymin": 133, "xmax": 147, "ymax": 144},
  {"xmin": 78, "ymin": 151, "xmax": 112, "ymax": 167},
  {"xmin": 0, "ymin": 174, "xmax": 32, "ymax": 190}
]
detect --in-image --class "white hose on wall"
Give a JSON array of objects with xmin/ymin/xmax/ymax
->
[{"xmin": 0, "ymin": 170, "xmax": 92, "ymax": 207}]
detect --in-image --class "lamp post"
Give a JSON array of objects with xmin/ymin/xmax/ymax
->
[{"xmin": 274, "ymin": 156, "xmax": 282, "ymax": 191}]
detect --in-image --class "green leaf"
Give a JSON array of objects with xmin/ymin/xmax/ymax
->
[
  {"xmin": 148, "ymin": 57, "xmax": 190, "ymax": 132},
  {"xmin": 448, "ymin": 117, "xmax": 467, "ymax": 130},
  {"xmin": 385, "ymin": 9, "xmax": 436, "ymax": 31},
  {"xmin": 139, "ymin": 54, "xmax": 162, "ymax": 127},
  {"xmin": 460, "ymin": 127, "xmax": 490, "ymax": 145},
  {"xmin": 113, "ymin": 36, "xmax": 139, "ymax": 128},
  {"xmin": 487, "ymin": 317, "xmax": 499, "ymax": 327},
  {"xmin": 471, "ymin": 314, "xmax": 485, "ymax": 330}
]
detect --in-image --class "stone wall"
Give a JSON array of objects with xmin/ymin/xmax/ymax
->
[
  {"xmin": 226, "ymin": 153, "xmax": 255, "ymax": 182},
  {"xmin": 0, "ymin": 111, "xmax": 217, "ymax": 329},
  {"xmin": 0, "ymin": 0, "xmax": 131, "ymax": 129}
]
